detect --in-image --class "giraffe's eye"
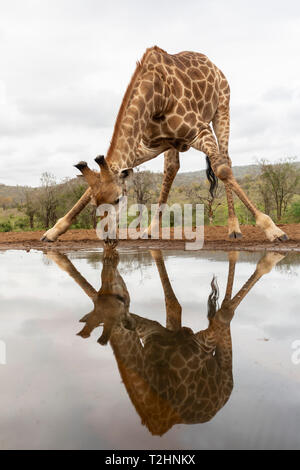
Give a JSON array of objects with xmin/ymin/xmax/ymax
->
[{"xmin": 114, "ymin": 197, "xmax": 120, "ymax": 205}]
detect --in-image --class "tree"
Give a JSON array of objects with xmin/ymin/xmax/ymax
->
[
  {"xmin": 36, "ymin": 173, "xmax": 59, "ymax": 229},
  {"xmin": 22, "ymin": 188, "xmax": 38, "ymax": 229},
  {"xmin": 199, "ymin": 185, "xmax": 225, "ymax": 225},
  {"xmin": 257, "ymin": 178, "xmax": 274, "ymax": 215},
  {"xmin": 0, "ymin": 196, "xmax": 13, "ymax": 210},
  {"xmin": 258, "ymin": 158, "xmax": 300, "ymax": 221},
  {"xmin": 131, "ymin": 168, "xmax": 154, "ymax": 205},
  {"xmin": 182, "ymin": 181, "xmax": 225, "ymax": 224}
]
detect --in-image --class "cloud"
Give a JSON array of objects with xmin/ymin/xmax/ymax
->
[
  {"xmin": 17, "ymin": 85, "xmax": 121, "ymax": 133},
  {"xmin": 0, "ymin": 0, "xmax": 300, "ymax": 185},
  {"xmin": 262, "ymin": 87, "xmax": 295, "ymax": 102}
]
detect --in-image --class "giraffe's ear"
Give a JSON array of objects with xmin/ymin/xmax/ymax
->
[{"xmin": 119, "ymin": 168, "xmax": 134, "ymax": 181}]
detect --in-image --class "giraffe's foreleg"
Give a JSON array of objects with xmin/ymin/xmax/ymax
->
[
  {"xmin": 192, "ymin": 129, "xmax": 288, "ymax": 242},
  {"xmin": 41, "ymin": 188, "xmax": 92, "ymax": 242},
  {"xmin": 46, "ymin": 250, "xmax": 97, "ymax": 299}
]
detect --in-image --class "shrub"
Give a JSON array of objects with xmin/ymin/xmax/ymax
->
[
  {"xmin": 14, "ymin": 218, "xmax": 29, "ymax": 231},
  {"xmin": 287, "ymin": 201, "xmax": 300, "ymax": 223},
  {"xmin": 0, "ymin": 221, "xmax": 13, "ymax": 232}
]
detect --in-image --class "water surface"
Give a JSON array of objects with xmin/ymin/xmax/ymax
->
[{"xmin": 0, "ymin": 248, "xmax": 299, "ymax": 450}]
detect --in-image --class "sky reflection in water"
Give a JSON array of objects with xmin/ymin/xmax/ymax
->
[{"xmin": 0, "ymin": 249, "xmax": 299, "ymax": 450}]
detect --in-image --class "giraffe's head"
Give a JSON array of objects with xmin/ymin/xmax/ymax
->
[
  {"xmin": 74, "ymin": 155, "xmax": 133, "ymax": 207},
  {"xmin": 76, "ymin": 242, "xmax": 135, "ymax": 344},
  {"xmin": 77, "ymin": 294, "xmax": 133, "ymax": 345}
]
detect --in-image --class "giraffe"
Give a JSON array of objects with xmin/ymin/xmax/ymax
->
[
  {"xmin": 41, "ymin": 46, "xmax": 289, "ymax": 243},
  {"xmin": 41, "ymin": 47, "xmax": 289, "ymax": 243},
  {"xmin": 47, "ymin": 245, "xmax": 285, "ymax": 435}
]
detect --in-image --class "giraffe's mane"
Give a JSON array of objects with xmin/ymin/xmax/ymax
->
[{"xmin": 106, "ymin": 46, "xmax": 167, "ymax": 161}]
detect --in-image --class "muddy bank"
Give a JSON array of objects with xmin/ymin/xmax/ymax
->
[{"xmin": 0, "ymin": 224, "xmax": 299, "ymax": 252}]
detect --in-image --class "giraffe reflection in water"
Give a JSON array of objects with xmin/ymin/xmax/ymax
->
[{"xmin": 47, "ymin": 246, "xmax": 284, "ymax": 435}]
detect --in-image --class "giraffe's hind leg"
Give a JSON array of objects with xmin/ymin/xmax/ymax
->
[
  {"xmin": 192, "ymin": 128, "xmax": 288, "ymax": 242},
  {"xmin": 225, "ymin": 184, "xmax": 242, "ymax": 239},
  {"xmin": 212, "ymin": 100, "xmax": 242, "ymax": 239},
  {"xmin": 144, "ymin": 148, "xmax": 180, "ymax": 238}
]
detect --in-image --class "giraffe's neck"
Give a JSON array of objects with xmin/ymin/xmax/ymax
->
[
  {"xmin": 106, "ymin": 49, "xmax": 161, "ymax": 173},
  {"xmin": 106, "ymin": 90, "xmax": 152, "ymax": 172}
]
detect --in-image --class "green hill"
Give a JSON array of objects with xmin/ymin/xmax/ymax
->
[
  {"xmin": 173, "ymin": 162, "xmax": 300, "ymax": 186},
  {"xmin": 1, "ymin": 162, "xmax": 300, "ymax": 205}
]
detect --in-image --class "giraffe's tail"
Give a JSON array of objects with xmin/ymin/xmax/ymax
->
[
  {"xmin": 206, "ymin": 155, "xmax": 218, "ymax": 198},
  {"xmin": 207, "ymin": 275, "xmax": 219, "ymax": 320}
]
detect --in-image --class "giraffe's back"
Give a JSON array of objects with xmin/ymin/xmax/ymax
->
[
  {"xmin": 142, "ymin": 330, "xmax": 232, "ymax": 425},
  {"xmin": 142, "ymin": 48, "xmax": 230, "ymax": 149},
  {"xmin": 110, "ymin": 315, "xmax": 233, "ymax": 435}
]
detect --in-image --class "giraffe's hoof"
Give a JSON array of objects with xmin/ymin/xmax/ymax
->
[
  {"xmin": 256, "ymin": 252, "xmax": 286, "ymax": 275},
  {"xmin": 229, "ymin": 231, "xmax": 243, "ymax": 240},
  {"xmin": 40, "ymin": 235, "xmax": 54, "ymax": 242},
  {"xmin": 40, "ymin": 225, "xmax": 62, "ymax": 242},
  {"xmin": 104, "ymin": 238, "xmax": 119, "ymax": 248},
  {"xmin": 140, "ymin": 229, "xmax": 150, "ymax": 239},
  {"xmin": 277, "ymin": 233, "xmax": 289, "ymax": 242}
]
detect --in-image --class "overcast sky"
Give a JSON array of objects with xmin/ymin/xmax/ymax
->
[{"xmin": 1, "ymin": 0, "xmax": 300, "ymax": 186}]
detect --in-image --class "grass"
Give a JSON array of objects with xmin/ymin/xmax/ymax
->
[{"xmin": 0, "ymin": 208, "xmax": 34, "ymax": 232}]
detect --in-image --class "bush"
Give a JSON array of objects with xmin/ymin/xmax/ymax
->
[
  {"xmin": 287, "ymin": 201, "xmax": 300, "ymax": 223},
  {"xmin": 14, "ymin": 218, "xmax": 29, "ymax": 231},
  {"xmin": 0, "ymin": 221, "xmax": 13, "ymax": 232}
]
